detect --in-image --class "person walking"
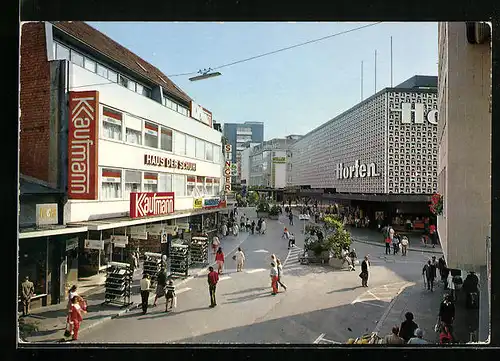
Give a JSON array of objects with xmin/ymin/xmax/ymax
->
[
  {"xmin": 400, "ymin": 236, "xmax": 409, "ymax": 256},
  {"xmin": 270, "ymin": 262, "xmax": 279, "ymax": 295},
  {"xmin": 153, "ymin": 266, "xmax": 167, "ymax": 307},
  {"xmin": 392, "ymin": 234, "xmax": 400, "ymax": 255},
  {"xmin": 282, "ymin": 227, "xmax": 290, "ymax": 240},
  {"xmin": 438, "ymin": 294, "xmax": 455, "ymax": 335},
  {"xmin": 360, "ymin": 256, "xmax": 370, "ymax": 287},
  {"xmin": 423, "ymin": 260, "xmax": 436, "ymax": 291},
  {"xmin": 140, "ymin": 274, "xmax": 151, "ymax": 314},
  {"xmin": 399, "ymin": 312, "xmax": 419, "ymax": 343},
  {"xmin": 383, "ymin": 326, "xmax": 404, "ymax": 344},
  {"xmin": 240, "ymin": 215, "xmax": 245, "ymax": 231},
  {"xmin": 276, "ymin": 259, "xmax": 287, "ymax": 291},
  {"xmin": 20, "ymin": 276, "xmax": 34, "ymax": 317},
  {"xmin": 260, "ymin": 219, "xmax": 267, "ymax": 235},
  {"xmin": 221, "ymin": 223, "xmax": 228, "ymax": 238},
  {"xmin": 439, "ymin": 323, "xmax": 454, "ymax": 344},
  {"xmin": 234, "ymin": 247, "xmax": 245, "ymax": 272},
  {"xmin": 68, "ymin": 296, "xmax": 83, "ymax": 341},
  {"xmin": 349, "ymin": 248, "xmax": 357, "ymax": 271},
  {"xmin": 212, "ymin": 235, "xmax": 220, "ymax": 256},
  {"xmin": 165, "ymin": 280, "xmax": 176, "ymax": 312},
  {"xmin": 288, "ymin": 233, "xmax": 296, "ymax": 249},
  {"xmin": 407, "ymin": 328, "xmax": 428, "ymax": 344},
  {"xmin": 385, "ymin": 235, "xmax": 391, "ymax": 255},
  {"xmin": 207, "ymin": 266, "xmax": 219, "ymax": 307},
  {"xmin": 257, "ymin": 218, "xmax": 262, "ymax": 233},
  {"xmin": 438, "ymin": 256, "xmax": 449, "ymax": 288},
  {"xmin": 215, "ymin": 247, "xmax": 225, "ymax": 274},
  {"xmin": 233, "ymin": 223, "xmax": 239, "ymax": 236},
  {"xmin": 288, "ymin": 211, "xmax": 294, "ymax": 226},
  {"xmin": 429, "ymin": 224, "xmax": 437, "ymax": 248},
  {"xmin": 246, "ymin": 218, "xmax": 251, "ymax": 232},
  {"xmin": 251, "ymin": 220, "xmax": 256, "ymax": 234}
]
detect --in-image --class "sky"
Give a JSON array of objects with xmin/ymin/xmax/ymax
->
[{"xmin": 88, "ymin": 22, "xmax": 438, "ymax": 140}]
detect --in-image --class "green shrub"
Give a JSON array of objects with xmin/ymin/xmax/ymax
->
[
  {"xmin": 256, "ymin": 200, "xmax": 270, "ymax": 213},
  {"xmin": 269, "ymin": 204, "xmax": 280, "ymax": 216},
  {"xmin": 248, "ymin": 191, "xmax": 259, "ymax": 206}
]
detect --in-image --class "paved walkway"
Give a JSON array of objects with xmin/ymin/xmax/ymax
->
[{"xmin": 20, "ymin": 231, "xmax": 250, "ymax": 343}]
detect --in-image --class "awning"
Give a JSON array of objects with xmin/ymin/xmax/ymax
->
[
  {"xmin": 19, "ymin": 226, "xmax": 89, "ymax": 239},
  {"xmin": 67, "ymin": 207, "xmax": 226, "ymax": 231}
]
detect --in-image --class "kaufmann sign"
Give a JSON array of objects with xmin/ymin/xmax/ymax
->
[
  {"xmin": 391, "ymin": 102, "xmax": 438, "ymax": 125},
  {"xmin": 336, "ymin": 160, "xmax": 380, "ymax": 180}
]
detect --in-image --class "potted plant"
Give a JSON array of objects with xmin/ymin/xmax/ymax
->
[
  {"xmin": 256, "ymin": 200, "xmax": 270, "ymax": 218},
  {"xmin": 268, "ymin": 204, "xmax": 280, "ymax": 220}
]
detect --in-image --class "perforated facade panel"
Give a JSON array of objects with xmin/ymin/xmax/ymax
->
[{"xmin": 290, "ymin": 88, "xmax": 438, "ymax": 195}]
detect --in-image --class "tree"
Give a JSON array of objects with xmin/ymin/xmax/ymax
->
[
  {"xmin": 247, "ymin": 191, "xmax": 259, "ymax": 206},
  {"xmin": 304, "ymin": 215, "xmax": 352, "ymax": 257}
]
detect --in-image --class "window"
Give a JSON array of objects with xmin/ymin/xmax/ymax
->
[
  {"xmin": 178, "ymin": 105, "xmax": 189, "ymax": 116},
  {"xmin": 187, "ymin": 176, "xmax": 196, "ymax": 196},
  {"xmin": 107, "ymin": 69, "xmax": 118, "ymax": 83},
  {"xmin": 159, "ymin": 173, "xmax": 172, "ymax": 192},
  {"xmin": 119, "ymin": 75, "xmax": 130, "ymax": 88},
  {"xmin": 213, "ymin": 145, "xmax": 220, "ymax": 164},
  {"xmin": 174, "ymin": 132, "xmax": 186, "ymax": 156},
  {"xmin": 102, "ymin": 107, "xmax": 123, "ymax": 140},
  {"xmin": 144, "ymin": 122, "xmax": 159, "ymax": 148},
  {"xmin": 124, "ymin": 170, "xmax": 141, "ymax": 200},
  {"xmin": 173, "ymin": 174, "xmax": 186, "ymax": 197},
  {"xmin": 55, "ymin": 43, "xmax": 70, "ymax": 60},
  {"xmin": 128, "ymin": 80, "xmax": 136, "ymax": 92},
  {"xmin": 195, "ymin": 138, "xmax": 205, "ymax": 159},
  {"xmin": 84, "ymin": 57, "xmax": 96, "ymax": 72},
  {"xmin": 125, "ymin": 115, "xmax": 142, "ymax": 145},
  {"xmin": 143, "ymin": 172, "xmax": 158, "ymax": 193},
  {"xmin": 70, "ymin": 50, "xmax": 84, "ymax": 67},
  {"xmin": 185, "ymin": 135, "xmax": 195, "ymax": 158},
  {"xmin": 165, "ymin": 98, "xmax": 177, "ymax": 111},
  {"xmin": 136, "ymin": 83, "xmax": 144, "ymax": 95},
  {"xmin": 160, "ymin": 127, "xmax": 173, "ymax": 152},
  {"xmin": 96, "ymin": 63, "xmax": 108, "ymax": 78},
  {"xmin": 101, "ymin": 169, "xmax": 122, "ymax": 200},
  {"xmin": 143, "ymin": 88, "xmax": 151, "ymax": 98},
  {"xmin": 205, "ymin": 143, "xmax": 213, "ymax": 161}
]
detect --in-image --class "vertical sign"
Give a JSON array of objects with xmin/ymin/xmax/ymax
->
[
  {"xmin": 224, "ymin": 144, "xmax": 232, "ymax": 192},
  {"xmin": 68, "ymin": 91, "xmax": 99, "ymax": 199}
]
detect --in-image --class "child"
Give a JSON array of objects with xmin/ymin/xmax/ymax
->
[{"xmin": 165, "ymin": 280, "xmax": 176, "ymax": 312}]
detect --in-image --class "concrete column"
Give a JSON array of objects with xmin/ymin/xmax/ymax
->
[{"xmin": 478, "ymin": 265, "xmax": 490, "ymax": 341}]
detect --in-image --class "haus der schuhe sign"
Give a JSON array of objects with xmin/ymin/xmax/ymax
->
[
  {"xmin": 144, "ymin": 154, "xmax": 196, "ymax": 171},
  {"xmin": 130, "ymin": 192, "xmax": 175, "ymax": 219}
]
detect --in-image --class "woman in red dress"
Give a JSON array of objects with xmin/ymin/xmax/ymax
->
[
  {"xmin": 215, "ymin": 247, "xmax": 225, "ymax": 274},
  {"xmin": 69, "ymin": 296, "xmax": 84, "ymax": 341}
]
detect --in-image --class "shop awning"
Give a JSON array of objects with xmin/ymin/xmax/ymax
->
[
  {"xmin": 19, "ymin": 225, "xmax": 89, "ymax": 239},
  {"xmin": 67, "ymin": 207, "xmax": 226, "ymax": 231}
]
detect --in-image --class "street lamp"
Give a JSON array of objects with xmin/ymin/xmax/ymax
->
[{"xmin": 189, "ymin": 68, "xmax": 222, "ymax": 82}]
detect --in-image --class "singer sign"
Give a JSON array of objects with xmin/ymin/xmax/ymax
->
[
  {"xmin": 68, "ymin": 91, "xmax": 99, "ymax": 199},
  {"xmin": 130, "ymin": 192, "xmax": 175, "ymax": 219}
]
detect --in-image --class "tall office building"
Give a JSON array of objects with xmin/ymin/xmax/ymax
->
[{"xmin": 223, "ymin": 121, "xmax": 264, "ymax": 183}]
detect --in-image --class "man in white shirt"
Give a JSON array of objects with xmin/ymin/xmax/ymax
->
[
  {"xmin": 234, "ymin": 247, "xmax": 246, "ymax": 272},
  {"xmin": 407, "ymin": 328, "xmax": 429, "ymax": 344},
  {"xmin": 401, "ymin": 236, "xmax": 409, "ymax": 256},
  {"xmin": 140, "ymin": 274, "xmax": 151, "ymax": 314}
]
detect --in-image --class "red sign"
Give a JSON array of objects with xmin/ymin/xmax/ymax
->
[
  {"xmin": 68, "ymin": 91, "xmax": 99, "ymax": 199},
  {"xmin": 218, "ymin": 200, "xmax": 227, "ymax": 208},
  {"xmin": 130, "ymin": 192, "xmax": 175, "ymax": 219}
]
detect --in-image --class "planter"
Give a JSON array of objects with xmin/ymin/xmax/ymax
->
[
  {"xmin": 310, "ymin": 250, "xmax": 330, "ymax": 263},
  {"xmin": 268, "ymin": 214, "xmax": 279, "ymax": 220},
  {"xmin": 257, "ymin": 212, "xmax": 269, "ymax": 218},
  {"xmin": 328, "ymin": 257, "xmax": 345, "ymax": 269}
]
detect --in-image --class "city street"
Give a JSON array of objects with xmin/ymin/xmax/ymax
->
[{"xmin": 78, "ymin": 210, "xmax": 438, "ymax": 344}]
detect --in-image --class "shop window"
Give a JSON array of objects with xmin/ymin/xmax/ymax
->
[
  {"xmin": 196, "ymin": 176, "xmax": 207, "ymax": 196},
  {"xmin": 174, "ymin": 174, "xmax": 186, "ymax": 197},
  {"xmin": 143, "ymin": 172, "xmax": 158, "ymax": 193},
  {"xmin": 124, "ymin": 170, "xmax": 141, "ymax": 199},
  {"xmin": 187, "ymin": 176, "xmax": 196, "ymax": 196},
  {"xmin": 175, "ymin": 132, "xmax": 186, "ymax": 156},
  {"xmin": 159, "ymin": 173, "xmax": 172, "ymax": 192},
  {"xmin": 101, "ymin": 168, "xmax": 122, "ymax": 200},
  {"xmin": 55, "ymin": 43, "xmax": 70, "ymax": 60},
  {"xmin": 102, "ymin": 107, "xmax": 123, "ymax": 140},
  {"xmin": 70, "ymin": 50, "xmax": 84, "ymax": 67},
  {"xmin": 144, "ymin": 122, "xmax": 159, "ymax": 148},
  {"xmin": 205, "ymin": 143, "xmax": 213, "ymax": 161},
  {"xmin": 160, "ymin": 127, "xmax": 173, "ymax": 152},
  {"xmin": 84, "ymin": 57, "xmax": 96, "ymax": 72},
  {"xmin": 196, "ymin": 138, "xmax": 205, "ymax": 159}
]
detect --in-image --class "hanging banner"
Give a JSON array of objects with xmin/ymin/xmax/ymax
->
[{"xmin": 84, "ymin": 239, "xmax": 104, "ymax": 250}]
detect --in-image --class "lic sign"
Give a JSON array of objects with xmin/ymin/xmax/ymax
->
[{"xmin": 391, "ymin": 102, "xmax": 438, "ymax": 125}]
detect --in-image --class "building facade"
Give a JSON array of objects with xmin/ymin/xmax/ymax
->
[
  {"xmin": 289, "ymin": 76, "xmax": 438, "ymax": 226},
  {"xmin": 437, "ymin": 22, "xmax": 492, "ymax": 341},
  {"xmin": 19, "ymin": 22, "xmax": 227, "ymax": 307},
  {"xmin": 223, "ymin": 121, "xmax": 264, "ymax": 183}
]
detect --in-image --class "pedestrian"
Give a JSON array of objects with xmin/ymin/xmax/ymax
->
[
  {"xmin": 282, "ymin": 227, "xmax": 290, "ymax": 240},
  {"xmin": 140, "ymin": 274, "xmax": 151, "ymax": 314},
  {"xmin": 400, "ymin": 236, "xmax": 409, "ymax": 256},
  {"xmin": 240, "ymin": 215, "xmax": 245, "ymax": 231},
  {"xmin": 153, "ymin": 266, "xmax": 167, "ymax": 307},
  {"xmin": 276, "ymin": 259, "xmax": 287, "ymax": 291},
  {"xmin": 270, "ymin": 262, "xmax": 278, "ymax": 295},
  {"xmin": 215, "ymin": 247, "xmax": 225, "ymax": 274},
  {"xmin": 385, "ymin": 235, "xmax": 391, "ymax": 255},
  {"xmin": 288, "ymin": 233, "xmax": 295, "ymax": 249},
  {"xmin": 289, "ymin": 212, "xmax": 294, "ymax": 226},
  {"xmin": 165, "ymin": 279, "xmax": 176, "ymax": 312},
  {"xmin": 212, "ymin": 235, "xmax": 220, "ymax": 255},
  {"xmin": 429, "ymin": 224, "xmax": 438, "ymax": 248},
  {"xmin": 399, "ymin": 312, "xmax": 419, "ymax": 343},
  {"xmin": 246, "ymin": 218, "xmax": 251, "ymax": 232},
  {"xmin": 234, "ymin": 247, "xmax": 245, "ymax": 272},
  {"xmin": 392, "ymin": 234, "xmax": 400, "ymax": 255},
  {"xmin": 349, "ymin": 248, "xmax": 357, "ymax": 271},
  {"xmin": 383, "ymin": 326, "xmax": 404, "ymax": 344},
  {"xmin": 260, "ymin": 219, "xmax": 267, "ymax": 235},
  {"xmin": 221, "ymin": 223, "xmax": 228, "ymax": 238},
  {"xmin": 438, "ymin": 256, "xmax": 449, "ymax": 288},
  {"xmin": 360, "ymin": 255, "xmax": 370, "ymax": 287},
  {"xmin": 423, "ymin": 260, "xmax": 436, "ymax": 291},
  {"xmin": 437, "ymin": 294, "xmax": 455, "ymax": 334},
  {"xmin": 431, "ymin": 256, "xmax": 439, "ymax": 279},
  {"xmin": 407, "ymin": 328, "xmax": 428, "ymax": 344},
  {"xmin": 67, "ymin": 285, "xmax": 79, "ymax": 312},
  {"xmin": 20, "ymin": 276, "xmax": 34, "ymax": 317},
  {"xmin": 234, "ymin": 206, "xmax": 238, "ymax": 216},
  {"xmin": 207, "ymin": 266, "xmax": 219, "ymax": 307},
  {"xmin": 233, "ymin": 223, "xmax": 239, "ymax": 236},
  {"xmin": 439, "ymin": 323, "xmax": 454, "ymax": 344},
  {"xmin": 251, "ymin": 220, "xmax": 256, "ymax": 234},
  {"xmin": 68, "ymin": 296, "xmax": 83, "ymax": 341}
]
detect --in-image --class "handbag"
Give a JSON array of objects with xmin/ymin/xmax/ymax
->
[
  {"xmin": 232, "ymin": 255, "xmax": 236, "ymax": 261},
  {"xmin": 172, "ymin": 296, "xmax": 177, "ymax": 308}
]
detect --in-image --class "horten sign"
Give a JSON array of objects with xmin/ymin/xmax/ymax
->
[
  {"xmin": 336, "ymin": 160, "xmax": 381, "ymax": 179},
  {"xmin": 391, "ymin": 102, "xmax": 438, "ymax": 125},
  {"xmin": 130, "ymin": 192, "xmax": 175, "ymax": 218}
]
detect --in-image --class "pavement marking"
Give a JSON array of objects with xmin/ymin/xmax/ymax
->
[
  {"xmin": 245, "ymin": 268, "xmax": 267, "ymax": 274},
  {"xmin": 284, "ymin": 246, "xmax": 303, "ymax": 267},
  {"xmin": 367, "ymin": 291, "xmax": 380, "ymax": 300},
  {"xmin": 313, "ymin": 333, "xmax": 342, "ymax": 344},
  {"xmin": 175, "ymin": 287, "xmax": 192, "ymax": 294},
  {"xmin": 254, "ymin": 249, "xmax": 269, "ymax": 253},
  {"xmin": 219, "ymin": 276, "xmax": 231, "ymax": 281},
  {"xmin": 372, "ymin": 282, "xmax": 415, "ymax": 334},
  {"xmin": 313, "ymin": 333, "xmax": 326, "ymax": 344},
  {"xmin": 356, "ymin": 301, "xmax": 387, "ymax": 308}
]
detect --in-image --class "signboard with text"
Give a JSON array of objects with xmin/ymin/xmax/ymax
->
[
  {"xmin": 203, "ymin": 197, "xmax": 221, "ymax": 208},
  {"xmin": 130, "ymin": 192, "xmax": 175, "ymax": 219},
  {"xmin": 272, "ymin": 157, "xmax": 286, "ymax": 163},
  {"xmin": 84, "ymin": 239, "xmax": 104, "ymax": 250},
  {"xmin": 68, "ymin": 91, "xmax": 99, "ymax": 199},
  {"xmin": 66, "ymin": 238, "xmax": 79, "ymax": 252},
  {"xmin": 194, "ymin": 198, "xmax": 203, "ymax": 209},
  {"xmin": 144, "ymin": 154, "xmax": 196, "ymax": 171},
  {"xmin": 36, "ymin": 203, "xmax": 58, "ymax": 226}
]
